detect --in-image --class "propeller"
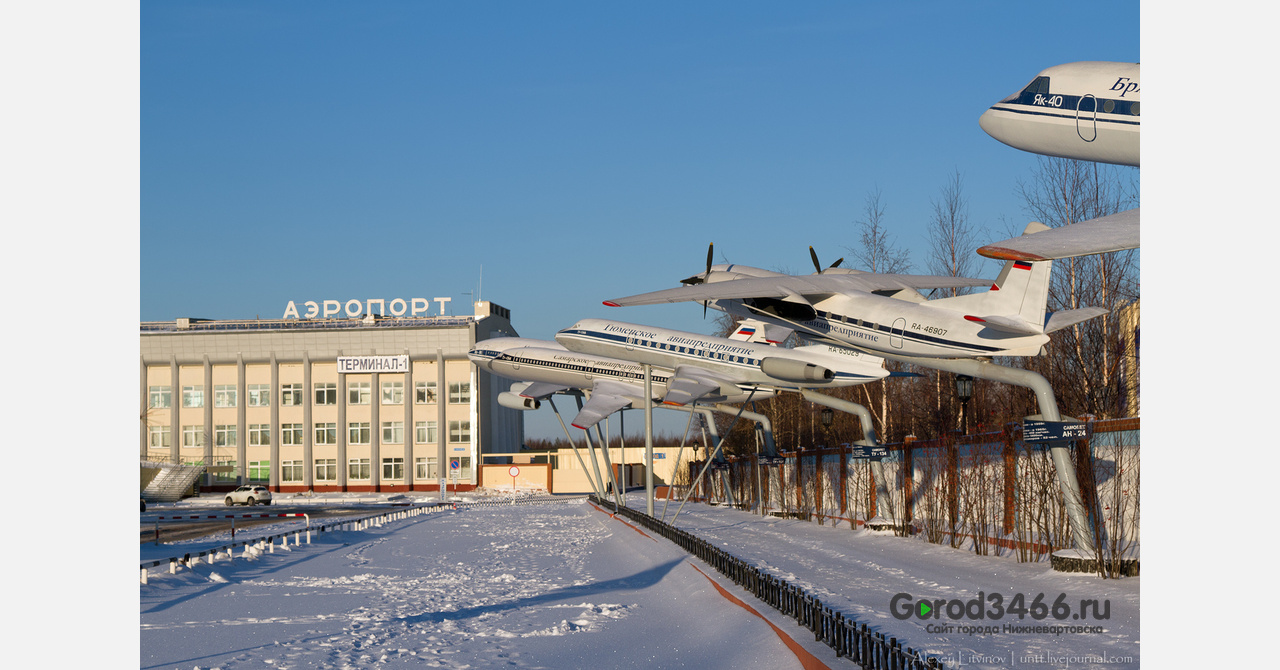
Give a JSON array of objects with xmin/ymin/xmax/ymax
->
[
  {"xmin": 809, "ymin": 246, "xmax": 843, "ymax": 274},
  {"xmin": 702, "ymin": 242, "xmax": 713, "ymax": 317}
]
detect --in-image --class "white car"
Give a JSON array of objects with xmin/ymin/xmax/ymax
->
[{"xmin": 224, "ymin": 485, "xmax": 272, "ymax": 506}]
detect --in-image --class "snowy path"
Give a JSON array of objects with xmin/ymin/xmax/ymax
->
[{"xmin": 140, "ymin": 500, "xmax": 820, "ymax": 669}]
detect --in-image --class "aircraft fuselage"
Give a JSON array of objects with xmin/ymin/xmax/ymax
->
[
  {"xmin": 979, "ymin": 61, "xmax": 1139, "ymax": 167},
  {"xmin": 714, "ymin": 291, "xmax": 1050, "ymax": 359}
]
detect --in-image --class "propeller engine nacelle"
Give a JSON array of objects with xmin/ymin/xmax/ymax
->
[
  {"xmin": 742, "ymin": 296, "xmax": 817, "ymax": 322},
  {"xmin": 759, "ymin": 357, "xmax": 833, "ymax": 383},
  {"xmin": 498, "ymin": 392, "xmax": 540, "ymax": 411}
]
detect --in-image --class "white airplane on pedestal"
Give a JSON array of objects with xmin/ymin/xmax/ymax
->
[
  {"xmin": 979, "ymin": 61, "xmax": 1139, "ymax": 168},
  {"xmin": 470, "ymin": 318, "xmax": 892, "ymax": 431},
  {"xmin": 977, "ymin": 61, "xmax": 1139, "ymax": 261},
  {"xmin": 602, "ymin": 240, "xmax": 1107, "ymax": 360}
]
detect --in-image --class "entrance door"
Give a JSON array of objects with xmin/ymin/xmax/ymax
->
[
  {"xmin": 890, "ymin": 318, "xmax": 906, "ymax": 349},
  {"xmin": 1076, "ymin": 94, "xmax": 1097, "ymax": 142}
]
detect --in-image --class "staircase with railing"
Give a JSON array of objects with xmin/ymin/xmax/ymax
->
[{"xmin": 140, "ymin": 461, "xmax": 206, "ymax": 502}]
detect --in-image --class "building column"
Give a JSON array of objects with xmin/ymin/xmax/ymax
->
[
  {"xmin": 203, "ymin": 355, "xmax": 214, "ymax": 486},
  {"xmin": 237, "ymin": 354, "xmax": 247, "ymax": 486},
  {"xmin": 169, "ymin": 356, "xmax": 180, "ymax": 464},
  {"xmin": 337, "ymin": 350, "xmax": 347, "ymax": 490},
  {"xmin": 270, "ymin": 353, "xmax": 279, "ymax": 491},
  {"xmin": 404, "ymin": 349, "xmax": 414, "ymax": 490},
  {"xmin": 437, "ymin": 349, "xmax": 447, "ymax": 500},
  {"xmin": 371, "ymin": 371, "xmax": 380, "ymax": 490},
  {"xmin": 303, "ymin": 352, "xmax": 313, "ymax": 491}
]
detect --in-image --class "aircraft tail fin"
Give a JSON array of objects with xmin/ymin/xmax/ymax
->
[{"xmin": 941, "ymin": 222, "xmax": 1052, "ymax": 332}]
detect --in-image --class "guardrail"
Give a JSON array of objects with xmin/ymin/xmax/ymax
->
[
  {"xmin": 139, "ymin": 496, "xmax": 585, "ymax": 584},
  {"xmin": 590, "ymin": 496, "xmax": 945, "ymax": 670},
  {"xmin": 139, "ymin": 503, "xmax": 455, "ymax": 584}
]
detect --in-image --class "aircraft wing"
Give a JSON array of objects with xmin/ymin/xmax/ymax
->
[
  {"xmin": 605, "ymin": 273, "xmax": 989, "ymax": 307},
  {"xmin": 977, "ymin": 209, "xmax": 1139, "ymax": 261},
  {"xmin": 517, "ymin": 381, "xmax": 571, "ymax": 400},
  {"xmin": 570, "ymin": 380, "xmax": 641, "ymax": 430},
  {"xmin": 661, "ymin": 366, "xmax": 739, "ymax": 406}
]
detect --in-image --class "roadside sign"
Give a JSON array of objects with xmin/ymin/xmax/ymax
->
[
  {"xmin": 450, "ymin": 459, "xmax": 460, "ymax": 470},
  {"xmin": 850, "ymin": 445, "xmax": 888, "ymax": 460},
  {"xmin": 1023, "ymin": 420, "xmax": 1091, "ymax": 443},
  {"xmin": 508, "ymin": 466, "xmax": 520, "ymax": 478}
]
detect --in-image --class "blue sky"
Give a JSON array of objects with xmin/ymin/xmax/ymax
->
[
  {"xmin": 138, "ymin": 1, "xmax": 1143, "ymax": 440},
  {"xmin": 141, "ymin": 1, "xmax": 1139, "ymax": 342}
]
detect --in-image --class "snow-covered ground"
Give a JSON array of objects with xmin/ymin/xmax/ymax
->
[{"xmin": 140, "ymin": 491, "xmax": 1138, "ymax": 669}]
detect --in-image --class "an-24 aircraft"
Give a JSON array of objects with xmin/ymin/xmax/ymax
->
[
  {"xmin": 977, "ymin": 61, "xmax": 1139, "ymax": 261},
  {"xmin": 602, "ymin": 235, "xmax": 1107, "ymax": 360},
  {"xmin": 470, "ymin": 319, "xmax": 890, "ymax": 430}
]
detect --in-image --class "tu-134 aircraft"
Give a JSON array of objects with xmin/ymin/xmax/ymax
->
[
  {"xmin": 602, "ymin": 239, "xmax": 1106, "ymax": 360},
  {"xmin": 469, "ymin": 319, "xmax": 891, "ymax": 431},
  {"xmin": 977, "ymin": 61, "xmax": 1139, "ymax": 261}
]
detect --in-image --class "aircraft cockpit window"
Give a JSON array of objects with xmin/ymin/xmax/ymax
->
[{"xmin": 1021, "ymin": 76, "xmax": 1050, "ymax": 98}]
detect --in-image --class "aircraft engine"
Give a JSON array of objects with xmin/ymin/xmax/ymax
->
[
  {"xmin": 759, "ymin": 357, "xmax": 833, "ymax": 383},
  {"xmin": 498, "ymin": 392, "xmax": 540, "ymax": 411},
  {"xmin": 742, "ymin": 296, "xmax": 817, "ymax": 322}
]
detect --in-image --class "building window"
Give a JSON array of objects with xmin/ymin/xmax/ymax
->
[
  {"xmin": 314, "ymin": 382, "xmax": 337, "ymax": 406},
  {"xmin": 348, "ymin": 458, "xmax": 371, "ymax": 481},
  {"xmin": 249, "ymin": 460, "xmax": 270, "ymax": 481},
  {"xmin": 449, "ymin": 382, "xmax": 471, "ymax": 404},
  {"xmin": 248, "ymin": 384, "xmax": 271, "ymax": 407},
  {"xmin": 315, "ymin": 459, "xmax": 337, "ymax": 482},
  {"xmin": 382, "ymin": 381, "xmax": 404, "ymax": 405},
  {"xmin": 148, "ymin": 386, "xmax": 171, "ymax": 409},
  {"xmin": 281, "ymin": 460, "xmax": 304, "ymax": 483},
  {"xmin": 215, "ymin": 424, "xmax": 237, "ymax": 447},
  {"xmin": 282, "ymin": 383, "xmax": 304, "ymax": 406},
  {"xmin": 415, "ymin": 421, "xmax": 438, "ymax": 444},
  {"xmin": 415, "ymin": 457, "xmax": 438, "ymax": 480},
  {"xmin": 314, "ymin": 422, "xmax": 337, "ymax": 445},
  {"xmin": 382, "ymin": 457, "xmax": 404, "ymax": 480},
  {"xmin": 382, "ymin": 421, "xmax": 404, "ymax": 444},
  {"xmin": 214, "ymin": 385, "xmax": 237, "ymax": 408},
  {"xmin": 281, "ymin": 423, "xmax": 304, "ymax": 446},
  {"xmin": 182, "ymin": 385, "xmax": 204, "ymax": 408},
  {"xmin": 249, "ymin": 424, "xmax": 271, "ymax": 446},
  {"xmin": 348, "ymin": 382, "xmax": 371, "ymax": 405},
  {"xmin": 415, "ymin": 381, "xmax": 437, "ymax": 404},
  {"xmin": 148, "ymin": 425, "xmax": 170, "ymax": 449},
  {"xmin": 182, "ymin": 425, "xmax": 204, "ymax": 448},
  {"xmin": 215, "ymin": 459, "xmax": 237, "ymax": 482},
  {"xmin": 348, "ymin": 422, "xmax": 370, "ymax": 445},
  {"xmin": 449, "ymin": 420, "xmax": 471, "ymax": 443}
]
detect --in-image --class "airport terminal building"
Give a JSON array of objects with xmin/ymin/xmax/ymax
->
[{"xmin": 140, "ymin": 300, "xmax": 523, "ymax": 493}]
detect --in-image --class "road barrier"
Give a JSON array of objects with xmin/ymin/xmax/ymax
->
[
  {"xmin": 590, "ymin": 496, "xmax": 946, "ymax": 670},
  {"xmin": 139, "ymin": 496, "xmax": 583, "ymax": 584}
]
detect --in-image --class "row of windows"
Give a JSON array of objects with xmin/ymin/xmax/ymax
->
[
  {"xmin": 148, "ymin": 381, "xmax": 469, "ymax": 409},
  {"xmin": 148, "ymin": 421, "xmax": 469, "ymax": 447},
  {"xmin": 212, "ymin": 457, "xmax": 472, "ymax": 482}
]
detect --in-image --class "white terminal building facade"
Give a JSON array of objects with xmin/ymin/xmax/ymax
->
[{"xmin": 140, "ymin": 300, "xmax": 523, "ymax": 493}]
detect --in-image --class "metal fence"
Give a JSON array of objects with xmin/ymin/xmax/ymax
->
[{"xmin": 591, "ymin": 496, "xmax": 946, "ymax": 669}]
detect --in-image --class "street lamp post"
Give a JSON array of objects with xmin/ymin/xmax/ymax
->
[{"xmin": 954, "ymin": 374, "xmax": 974, "ymax": 434}]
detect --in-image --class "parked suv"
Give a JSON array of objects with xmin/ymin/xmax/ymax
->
[{"xmin": 225, "ymin": 485, "xmax": 272, "ymax": 506}]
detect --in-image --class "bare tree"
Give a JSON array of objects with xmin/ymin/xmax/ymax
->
[
  {"xmin": 926, "ymin": 169, "xmax": 985, "ymax": 296},
  {"xmin": 1016, "ymin": 157, "xmax": 1139, "ymax": 417},
  {"xmin": 847, "ymin": 187, "xmax": 913, "ymax": 275}
]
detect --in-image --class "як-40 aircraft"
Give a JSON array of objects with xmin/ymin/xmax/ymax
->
[
  {"xmin": 603, "ymin": 240, "xmax": 1106, "ymax": 360},
  {"xmin": 977, "ymin": 61, "xmax": 1139, "ymax": 261},
  {"xmin": 979, "ymin": 61, "xmax": 1138, "ymax": 168},
  {"xmin": 469, "ymin": 318, "xmax": 891, "ymax": 430}
]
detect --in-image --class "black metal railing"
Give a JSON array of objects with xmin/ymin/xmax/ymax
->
[{"xmin": 590, "ymin": 496, "xmax": 944, "ymax": 669}]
